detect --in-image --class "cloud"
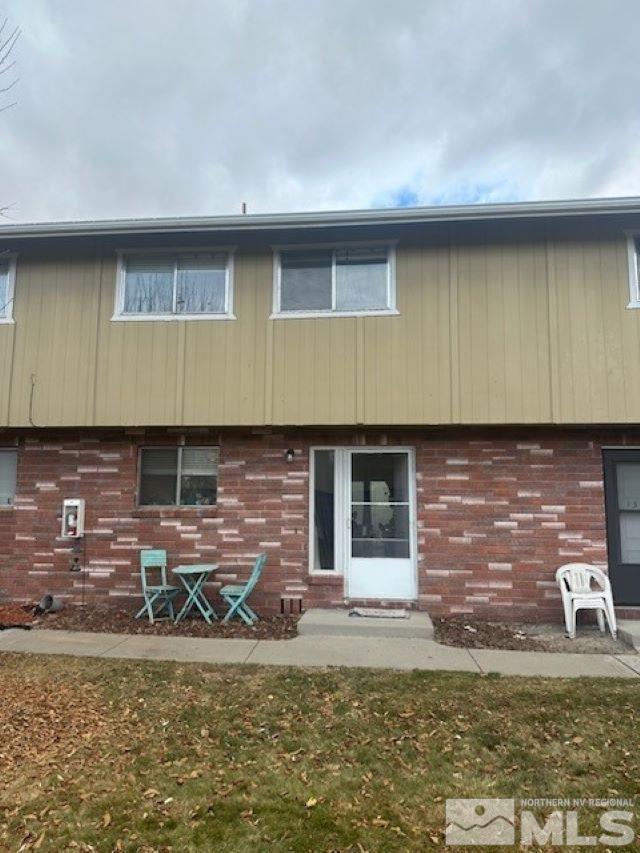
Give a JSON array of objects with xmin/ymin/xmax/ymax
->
[{"xmin": 1, "ymin": 0, "xmax": 639, "ymax": 221}]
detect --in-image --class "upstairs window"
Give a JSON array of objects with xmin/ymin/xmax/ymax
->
[
  {"xmin": 0, "ymin": 449, "xmax": 17, "ymax": 506},
  {"xmin": 627, "ymin": 235, "xmax": 640, "ymax": 308},
  {"xmin": 274, "ymin": 245, "xmax": 396, "ymax": 317},
  {"xmin": 0, "ymin": 255, "xmax": 16, "ymax": 322},
  {"xmin": 138, "ymin": 447, "xmax": 219, "ymax": 506},
  {"xmin": 116, "ymin": 251, "xmax": 234, "ymax": 319}
]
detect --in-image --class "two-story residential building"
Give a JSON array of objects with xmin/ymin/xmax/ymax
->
[{"xmin": 1, "ymin": 197, "xmax": 640, "ymax": 621}]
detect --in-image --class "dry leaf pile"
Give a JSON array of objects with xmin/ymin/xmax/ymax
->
[
  {"xmin": 0, "ymin": 604, "xmax": 33, "ymax": 629},
  {"xmin": 37, "ymin": 606, "xmax": 298, "ymax": 640}
]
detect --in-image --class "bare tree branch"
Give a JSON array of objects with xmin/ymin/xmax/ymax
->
[{"xmin": 0, "ymin": 18, "xmax": 19, "ymax": 112}]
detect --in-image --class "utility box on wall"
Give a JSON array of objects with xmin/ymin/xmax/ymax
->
[{"xmin": 61, "ymin": 498, "xmax": 85, "ymax": 538}]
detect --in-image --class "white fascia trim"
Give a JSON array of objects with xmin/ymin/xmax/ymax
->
[{"xmin": 5, "ymin": 196, "xmax": 640, "ymax": 238}]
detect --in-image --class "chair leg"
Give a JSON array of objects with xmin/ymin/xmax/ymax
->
[
  {"xmin": 236, "ymin": 605, "xmax": 255, "ymax": 626},
  {"xmin": 605, "ymin": 600, "xmax": 618, "ymax": 640},
  {"xmin": 222, "ymin": 596, "xmax": 241, "ymax": 623},
  {"xmin": 147, "ymin": 596, "xmax": 155, "ymax": 625},
  {"xmin": 243, "ymin": 603, "xmax": 259, "ymax": 622},
  {"xmin": 569, "ymin": 602, "xmax": 577, "ymax": 639},
  {"xmin": 596, "ymin": 609, "xmax": 605, "ymax": 633},
  {"xmin": 561, "ymin": 594, "xmax": 573, "ymax": 638}
]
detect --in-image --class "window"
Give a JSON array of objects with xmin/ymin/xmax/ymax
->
[
  {"xmin": 0, "ymin": 255, "xmax": 16, "ymax": 322},
  {"xmin": 115, "ymin": 251, "xmax": 234, "ymax": 319},
  {"xmin": 627, "ymin": 235, "xmax": 640, "ymax": 308},
  {"xmin": 0, "ymin": 450, "xmax": 17, "ymax": 505},
  {"xmin": 274, "ymin": 245, "xmax": 396, "ymax": 316},
  {"xmin": 312, "ymin": 449, "xmax": 336, "ymax": 571},
  {"xmin": 138, "ymin": 447, "xmax": 218, "ymax": 506}
]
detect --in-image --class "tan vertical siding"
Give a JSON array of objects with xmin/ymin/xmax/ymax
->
[
  {"xmin": 2, "ymin": 230, "xmax": 640, "ymax": 427},
  {"xmin": 8, "ymin": 254, "xmax": 100, "ymax": 427},
  {"xmin": 456, "ymin": 240, "xmax": 551, "ymax": 423},
  {"xmin": 362, "ymin": 243, "xmax": 451, "ymax": 424},
  {"xmin": 550, "ymin": 235, "xmax": 640, "ymax": 423}
]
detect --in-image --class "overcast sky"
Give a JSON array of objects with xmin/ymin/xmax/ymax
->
[{"xmin": 2, "ymin": 0, "xmax": 639, "ymax": 222}]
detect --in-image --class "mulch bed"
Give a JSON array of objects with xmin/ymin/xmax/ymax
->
[
  {"xmin": 434, "ymin": 618, "xmax": 545, "ymax": 651},
  {"xmin": 0, "ymin": 604, "xmax": 34, "ymax": 630},
  {"xmin": 33, "ymin": 605, "xmax": 299, "ymax": 640}
]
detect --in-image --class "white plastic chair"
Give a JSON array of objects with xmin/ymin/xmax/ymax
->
[{"xmin": 555, "ymin": 563, "xmax": 617, "ymax": 640}]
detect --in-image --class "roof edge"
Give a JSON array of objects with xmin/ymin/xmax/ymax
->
[{"xmin": 1, "ymin": 195, "xmax": 640, "ymax": 239}]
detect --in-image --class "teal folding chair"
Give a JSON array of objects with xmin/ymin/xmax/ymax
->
[
  {"xmin": 135, "ymin": 549, "xmax": 181, "ymax": 624},
  {"xmin": 220, "ymin": 554, "xmax": 266, "ymax": 624}
]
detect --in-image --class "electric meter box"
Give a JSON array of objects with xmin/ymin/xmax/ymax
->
[{"xmin": 61, "ymin": 498, "xmax": 85, "ymax": 538}]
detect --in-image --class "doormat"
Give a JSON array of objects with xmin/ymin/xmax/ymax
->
[{"xmin": 349, "ymin": 607, "xmax": 408, "ymax": 619}]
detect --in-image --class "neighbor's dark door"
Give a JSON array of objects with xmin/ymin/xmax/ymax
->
[{"xmin": 603, "ymin": 450, "xmax": 640, "ymax": 605}]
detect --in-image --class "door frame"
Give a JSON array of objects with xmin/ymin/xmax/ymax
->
[
  {"xmin": 603, "ymin": 448, "xmax": 640, "ymax": 605},
  {"xmin": 308, "ymin": 445, "xmax": 418, "ymax": 601}
]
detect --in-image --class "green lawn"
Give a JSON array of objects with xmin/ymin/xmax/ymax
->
[{"xmin": 1, "ymin": 653, "xmax": 638, "ymax": 851}]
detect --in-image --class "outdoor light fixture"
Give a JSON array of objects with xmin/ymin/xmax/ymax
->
[{"xmin": 285, "ymin": 448, "xmax": 295, "ymax": 462}]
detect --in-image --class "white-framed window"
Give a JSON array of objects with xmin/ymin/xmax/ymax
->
[
  {"xmin": 627, "ymin": 234, "xmax": 640, "ymax": 308},
  {"xmin": 272, "ymin": 243, "xmax": 397, "ymax": 318},
  {"xmin": 0, "ymin": 449, "xmax": 17, "ymax": 506},
  {"xmin": 0, "ymin": 254, "xmax": 17, "ymax": 323},
  {"xmin": 138, "ymin": 446, "xmax": 219, "ymax": 506},
  {"xmin": 113, "ymin": 250, "xmax": 235, "ymax": 320}
]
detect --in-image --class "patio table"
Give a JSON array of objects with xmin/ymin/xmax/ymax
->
[{"xmin": 172, "ymin": 564, "xmax": 219, "ymax": 624}]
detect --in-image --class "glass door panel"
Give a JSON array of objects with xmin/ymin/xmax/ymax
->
[
  {"xmin": 312, "ymin": 450, "xmax": 336, "ymax": 571},
  {"xmin": 616, "ymin": 463, "xmax": 640, "ymax": 564},
  {"xmin": 350, "ymin": 452, "xmax": 411, "ymax": 560},
  {"xmin": 603, "ymin": 451, "xmax": 640, "ymax": 605}
]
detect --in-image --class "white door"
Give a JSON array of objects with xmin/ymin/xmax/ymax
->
[{"xmin": 346, "ymin": 449, "xmax": 416, "ymax": 600}]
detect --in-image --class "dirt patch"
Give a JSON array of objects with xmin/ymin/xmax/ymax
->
[
  {"xmin": 435, "ymin": 618, "xmax": 633, "ymax": 654},
  {"xmin": 435, "ymin": 618, "xmax": 545, "ymax": 651},
  {"xmin": 35, "ymin": 605, "xmax": 299, "ymax": 639},
  {"xmin": 0, "ymin": 604, "xmax": 34, "ymax": 629}
]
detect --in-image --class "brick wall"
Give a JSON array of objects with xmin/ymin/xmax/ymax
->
[{"xmin": 0, "ymin": 426, "xmax": 632, "ymax": 621}]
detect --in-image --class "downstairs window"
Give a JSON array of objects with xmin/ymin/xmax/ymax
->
[{"xmin": 138, "ymin": 447, "xmax": 219, "ymax": 506}]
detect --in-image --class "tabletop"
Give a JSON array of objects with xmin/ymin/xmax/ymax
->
[{"xmin": 173, "ymin": 564, "xmax": 219, "ymax": 576}]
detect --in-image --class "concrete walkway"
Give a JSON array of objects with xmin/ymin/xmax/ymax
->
[{"xmin": 1, "ymin": 627, "xmax": 639, "ymax": 678}]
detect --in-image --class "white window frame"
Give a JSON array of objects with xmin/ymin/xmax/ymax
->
[
  {"xmin": 0, "ymin": 447, "xmax": 18, "ymax": 506},
  {"xmin": 271, "ymin": 241, "xmax": 398, "ymax": 319},
  {"xmin": 0, "ymin": 253, "xmax": 17, "ymax": 324},
  {"xmin": 137, "ymin": 445, "xmax": 219, "ymax": 507},
  {"xmin": 626, "ymin": 232, "xmax": 640, "ymax": 308},
  {"xmin": 112, "ymin": 248, "xmax": 236, "ymax": 321}
]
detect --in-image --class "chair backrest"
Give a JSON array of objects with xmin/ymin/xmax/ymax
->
[
  {"xmin": 244, "ymin": 553, "xmax": 266, "ymax": 596},
  {"xmin": 140, "ymin": 549, "xmax": 168, "ymax": 590},
  {"xmin": 555, "ymin": 562, "xmax": 609, "ymax": 594}
]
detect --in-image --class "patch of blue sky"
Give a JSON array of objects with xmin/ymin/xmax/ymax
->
[
  {"xmin": 426, "ymin": 178, "xmax": 522, "ymax": 206},
  {"xmin": 373, "ymin": 177, "xmax": 524, "ymax": 209}
]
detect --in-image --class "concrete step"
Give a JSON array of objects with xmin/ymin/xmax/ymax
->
[
  {"xmin": 618, "ymin": 620, "xmax": 640, "ymax": 651},
  {"xmin": 298, "ymin": 608, "xmax": 434, "ymax": 639}
]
